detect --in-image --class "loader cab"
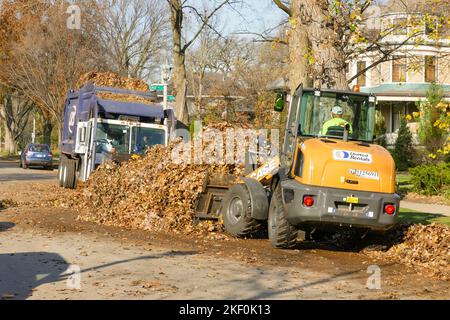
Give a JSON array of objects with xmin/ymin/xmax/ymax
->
[{"xmin": 278, "ymin": 88, "xmax": 376, "ymax": 168}]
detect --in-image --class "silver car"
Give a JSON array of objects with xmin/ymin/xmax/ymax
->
[{"xmin": 19, "ymin": 144, "xmax": 53, "ymax": 170}]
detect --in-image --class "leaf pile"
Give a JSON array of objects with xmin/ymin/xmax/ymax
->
[
  {"xmin": 57, "ymin": 123, "xmax": 255, "ymax": 236},
  {"xmin": 0, "ymin": 198, "xmax": 17, "ymax": 209},
  {"xmin": 76, "ymin": 71, "xmax": 155, "ymax": 104},
  {"xmin": 364, "ymin": 223, "xmax": 450, "ymax": 280}
]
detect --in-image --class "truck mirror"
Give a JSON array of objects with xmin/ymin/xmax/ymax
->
[{"xmin": 274, "ymin": 93, "xmax": 284, "ymax": 112}]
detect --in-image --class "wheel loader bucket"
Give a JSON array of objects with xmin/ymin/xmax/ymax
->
[{"xmin": 194, "ymin": 174, "xmax": 236, "ymax": 219}]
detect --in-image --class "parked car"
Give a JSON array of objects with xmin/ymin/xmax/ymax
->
[{"xmin": 19, "ymin": 144, "xmax": 53, "ymax": 170}]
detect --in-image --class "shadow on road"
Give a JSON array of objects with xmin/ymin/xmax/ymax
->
[
  {"xmin": 0, "ymin": 222, "xmax": 15, "ymax": 232},
  {"xmin": 0, "ymin": 252, "xmax": 68, "ymax": 300},
  {"xmin": 0, "ymin": 250, "xmax": 197, "ymax": 300}
]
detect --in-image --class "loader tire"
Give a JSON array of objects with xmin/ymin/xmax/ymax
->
[
  {"xmin": 268, "ymin": 186, "xmax": 298, "ymax": 248},
  {"xmin": 222, "ymin": 184, "xmax": 261, "ymax": 238}
]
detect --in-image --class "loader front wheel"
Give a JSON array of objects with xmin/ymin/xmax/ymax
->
[
  {"xmin": 268, "ymin": 186, "xmax": 298, "ymax": 248},
  {"xmin": 222, "ymin": 184, "xmax": 261, "ymax": 238}
]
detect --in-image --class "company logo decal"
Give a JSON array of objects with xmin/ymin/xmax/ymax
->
[
  {"xmin": 333, "ymin": 150, "xmax": 372, "ymax": 163},
  {"xmin": 68, "ymin": 105, "xmax": 77, "ymax": 134}
]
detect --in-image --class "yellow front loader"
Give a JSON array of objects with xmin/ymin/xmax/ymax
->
[{"xmin": 195, "ymin": 86, "xmax": 399, "ymax": 248}]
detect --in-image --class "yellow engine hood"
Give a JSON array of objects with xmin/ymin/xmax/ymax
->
[{"xmin": 294, "ymin": 138, "xmax": 396, "ymax": 193}]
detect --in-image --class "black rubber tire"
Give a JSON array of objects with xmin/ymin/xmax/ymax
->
[
  {"xmin": 65, "ymin": 159, "xmax": 76, "ymax": 189},
  {"xmin": 268, "ymin": 186, "xmax": 298, "ymax": 248},
  {"xmin": 221, "ymin": 184, "xmax": 261, "ymax": 237},
  {"xmin": 58, "ymin": 156, "xmax": 66, "ymax": 187}
]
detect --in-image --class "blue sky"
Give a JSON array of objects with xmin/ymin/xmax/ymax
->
[
  {"xmin": 224, "ymin": 0, "xmax": 287, "ymax": 35},
  {"xmin": 210, "ymin": 0, "xmax": 288, "ymax": 37}
]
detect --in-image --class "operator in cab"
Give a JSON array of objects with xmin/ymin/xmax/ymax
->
[{"xmin": 321, "ymin": 105, "xmax": 353, "ymax": 136}]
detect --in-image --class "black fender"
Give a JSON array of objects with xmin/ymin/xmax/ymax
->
[{"xmin": 242, "ymin": 178, "xmax": 269, "ymax": 220}]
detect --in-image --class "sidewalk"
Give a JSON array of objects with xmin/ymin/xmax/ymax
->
[{"xmin": 401, "ymin": 200, "xmax": 450, "ymax": 216}]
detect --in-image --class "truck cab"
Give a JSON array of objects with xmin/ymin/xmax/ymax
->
[{"xmin": 59, "ymin": 83, "xmax": 175, "ymax": 188}]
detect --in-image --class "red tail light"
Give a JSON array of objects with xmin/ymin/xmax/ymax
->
[
  {"xmin": 48, "ymin": 153, "xmax": 53, "ymax": 157},
  {"xmin": 303, "ymin": 196, "xmax": 314, "ymax": 207},
  {"xmin": 384, "ymin": 204, "xmax": 396, "ymax": 215}
]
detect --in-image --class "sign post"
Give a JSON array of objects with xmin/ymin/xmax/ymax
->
[{"xmin": 161, "ymin": 63, "xmax": 173, "ymax": 110}]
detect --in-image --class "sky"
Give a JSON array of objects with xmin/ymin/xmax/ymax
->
[{"xmin": 205, "ymin": 0, "xmax": 288, "ymax": 37}]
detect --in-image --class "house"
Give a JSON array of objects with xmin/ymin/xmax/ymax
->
[{"xmin": 348, "ymin": 0, "xmax": 450, "ymax": 144}]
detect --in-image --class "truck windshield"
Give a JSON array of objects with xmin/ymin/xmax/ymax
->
[
  {"xmin": 95, "ymin": 122, "xmax": 130, "ymax": 154},
  {"xmin": 298, "ymin": 91, "xmax": 375, "ymax": 142},
  {"xmin": 131, "ymin": 127, "xmax": 166, "ymax": 154}
]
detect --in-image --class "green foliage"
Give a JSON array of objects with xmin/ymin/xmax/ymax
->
[
  {"xmin": 409, "ymin": 162, "xmax": 450, "ymax": 197},
  {"xmin": 417, "ymin": 83, "xmax": 446, "ymax": 156},
  {"xmin": 374, "ymin": 109, "xmax": 387, "ymax": 147},
  {"xmin": 393, "ymin": 118, "xmax": 414, "ymax": 171}
]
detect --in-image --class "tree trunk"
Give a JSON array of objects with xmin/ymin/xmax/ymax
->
[
  {"xmin": 300, "ymin": 0, "xmax": 348, "ymax": 90},
  {"xmin": 289, "ymin": 0, "xmax": 311, "ymax": 93},
  {"xmin": 174, "ymin": 52, "xmax": 188, "ymax": 124},
  {"xmin": 4, "ymin": 126, "xmax": 16, "ymax": 155},
  {"xmin": 42, "ymin": 118, "xmax": 53, "ymax": 146},
  {"xmin": 169, "ymin": 0, "xmax": 189, "ymax": 125}
]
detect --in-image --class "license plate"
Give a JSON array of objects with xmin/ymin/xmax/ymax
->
[
  {"xmin": 345, "ymin": 196, "xmax": 359, "ymax": 204},
  {"xmin": 36, "ymin": 154, "xmax": 44, "ymax": 158}
]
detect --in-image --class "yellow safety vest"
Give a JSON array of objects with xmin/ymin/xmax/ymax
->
[{"xmin": 321, "ymin": 118, "xmax": 353, "ymax": 135}]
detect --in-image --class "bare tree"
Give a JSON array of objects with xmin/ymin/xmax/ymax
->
[
  {"xmin": 167, "ymin": 0, "xmax": 237, "ymax": 124},
  {"xmin": 0, "ymin": 88, "xmax": 34, "ymax": 154},
  {"xmin": 96, "ymin": 0, "xmax": 170, "ymax": 80},
  {"xmin": 0, "ymin": 1, "xmax": 106, "ymax": 145}
]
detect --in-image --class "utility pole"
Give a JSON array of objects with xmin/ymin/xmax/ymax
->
[{"xmin": 32, "ymin": 114, "xmax": 36, "ymax": 143}]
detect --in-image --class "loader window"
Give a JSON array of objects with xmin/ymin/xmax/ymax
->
[{"xmin": 298, "ymin": 92, "xmax": 375, "ymax": 142}]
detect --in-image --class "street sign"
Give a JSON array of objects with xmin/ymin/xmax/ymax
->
[
  {"xmin": 168, "ymin": 95, "xmax": 175, "ymax": 102},
  {"xmin": 150, "ymin": 84, "xmax": 164, "ymax": 91}
]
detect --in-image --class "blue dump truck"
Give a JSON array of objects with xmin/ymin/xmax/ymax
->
[{"xmin": 58, "ymin": 83, "xmax": 176, "ymax": 189}]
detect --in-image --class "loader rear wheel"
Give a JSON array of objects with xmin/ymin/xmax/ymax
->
[
  {"xmin": 268, "ymin": 186, "xmax": 298, "ymax": 248},
  {"xmin": 222, "ymin": 184, "xmax": 261, "ymax": 237}
]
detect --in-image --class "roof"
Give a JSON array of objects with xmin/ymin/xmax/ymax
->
[
  {"xmin": 361, "ymin": 83, "xmax": 450, "ymax": 99},
  {"xmin": 97, "ymin": 99, "xmax": 165, "ymax": 118}
]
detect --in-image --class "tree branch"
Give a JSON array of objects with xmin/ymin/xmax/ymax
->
[{"xmin": 273, "ymin": 0, "xmax": 291, "ymax": 16}]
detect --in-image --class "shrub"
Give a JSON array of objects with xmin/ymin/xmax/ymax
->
[
  {"xmin": 392, "ymin": 118, "xmax": 414, "ymax": 171},
  {"xmin": 409, "ymin": 162, "xmax": 450, "ymax": 196}
]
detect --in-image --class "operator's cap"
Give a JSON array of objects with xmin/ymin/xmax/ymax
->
[{"xmin": 332, "ymin": 105, "xmax": 343, "ymax": 115}]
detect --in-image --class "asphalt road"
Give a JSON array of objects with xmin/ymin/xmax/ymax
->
[
  {"xmin": 0, "ymin": 159, "xmax": 449, "ymax": 300},
  {"xmin": 0, "ymin": 160, "xmax": 57, "ymax": 182}
]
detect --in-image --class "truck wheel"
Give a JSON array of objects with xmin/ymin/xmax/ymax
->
[
  {"xmin": 222, "ymin": 184, "xmax": 261, "ymax": 237},
  {"xmin": 65, "ymin": 159, "xmax": 77, "ymax": 189},
  {"xmin": 268, "ymin": 186, "xmax": 298, "ymax": 248},
  {"xmin": 58, "ymin": 156, "xmax": 66, "ymax": 187}
]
